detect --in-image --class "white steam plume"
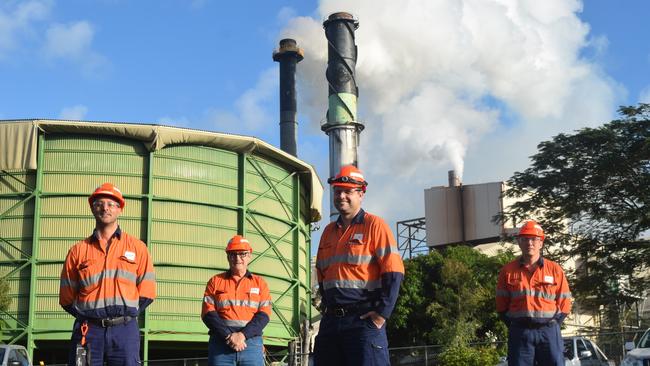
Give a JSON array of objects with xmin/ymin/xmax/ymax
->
[{"xmin": 280, "ymin": 0, "xmax": 621, "ymax": 223}]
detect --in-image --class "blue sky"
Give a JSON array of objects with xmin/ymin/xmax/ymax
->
[{"xmin": 1, "ymin": 0, "xmax": 649, "ymax": 253}]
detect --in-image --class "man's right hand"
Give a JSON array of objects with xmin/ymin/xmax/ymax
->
[{"xmin": 226, "ymin": 332, "xmax": 247, "ymax": 352}]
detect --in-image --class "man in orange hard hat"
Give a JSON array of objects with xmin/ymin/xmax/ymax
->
[
  {"xmin": 496, "ymin": 220, "xmax": 572, "ymax": 366},
  {"xmin": 202, "ymin": 235, "xmax": 272, "ymax": 366},
  {"xmin": 59, "ymin": 183, "xmax": 156, "ymax": 365},
  {"xmin": 313, "ymin": 165, "xmax": 405, "ymax": 366}
]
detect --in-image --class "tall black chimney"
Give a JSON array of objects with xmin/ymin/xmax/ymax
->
[
  {"xmin": 322, "ymin": 12, "xmax": 364, "ymax": 220},
  {"xmin": 273, "ymin": 38, "xmax": 304, "ymax": 157}
]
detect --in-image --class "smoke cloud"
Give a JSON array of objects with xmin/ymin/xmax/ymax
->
[{"xmin": 280, "ymin": 0, "xmax": 622, "ymax": 223}]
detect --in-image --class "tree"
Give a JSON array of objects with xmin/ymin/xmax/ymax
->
[
  {"xmin": 502, "ymin": 103, "xmax": 650, "ymax": 325},
  {"xmin": 0, "ymin": 276, "xmax": 9, "ymax": 312},
  {"xmin": 0, "ymin": 276, "xmax": 10, "ymax": 332},
  {"xmin": 388, "ymin": 246, "xmax": 514, "ymax": 353}
]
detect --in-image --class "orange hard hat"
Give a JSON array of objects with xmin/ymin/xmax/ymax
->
[
  {"xmin": 327, "ymin": 165, "xmax": 368, "ymax": 191},
  {"xmin": 226, "ymin": 235, "xmax": 253, "ymax": 253},
  {"xmin": 88, "ymin": 182, "xmax": 125, "ymax": 208},
  {"xmin": 518, "ymin": 220, "xmax": 545, "ymax": 240}
]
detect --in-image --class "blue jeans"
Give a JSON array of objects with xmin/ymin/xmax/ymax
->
[
  {"xmin": 208, "ymin": 335, "xmax": 264, "ymax": 366},
  {"xmin": 507, "ymin": 322, "xmax": 564, "ymax": 366},
  {"xmin": 313, "ymin": 313, "xmax": 390, "ymax": 366},
  {"xmin": 67, "ymin": 318, "xmax": 140, "ymax": 366}
]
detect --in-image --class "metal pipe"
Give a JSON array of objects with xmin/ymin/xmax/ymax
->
[
  {"xmin": 273, "ymin": 39, "xmax": 304, "ymax": 157},
  {"xmin": 322, "ymin": 12, "xmax": 364, "ymax": 220},
  {"xmin": 448, "ymin": 170, "xmax": 460, "ymax": 187}
]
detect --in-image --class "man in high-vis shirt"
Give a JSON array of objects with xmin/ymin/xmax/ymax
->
[
  {"xmin": 313, "ymin": 165, "xmax": 405, "ymax": 366},
  {"xmin": 59, "ymin": 183, "xmax": 156, "ymax": 366},
  {"xmin": 496, "ymin": 220, "xmax": 572, "ymax": 366},
  {"xmin": 202, "ymin": 235, "xmax": 272, "ymax": 366}
]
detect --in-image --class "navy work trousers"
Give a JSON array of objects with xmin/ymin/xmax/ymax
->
[
  {"xmin": 313, "ymin": 313, "xmax": 390, "ymax": 366},
  {"xmin": 507, "ymin": 322, "xmax": 564, "ymax": 366},
  {"xmin": 68, "ymin": 318, "xmax": 141, "ymax": 366}
]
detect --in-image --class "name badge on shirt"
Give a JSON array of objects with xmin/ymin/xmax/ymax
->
[
  {"xmin": 250, "ymin": 287, "xmax": 260, "ymax": 295},
  {"xmin": 543, "ymin": 275, "xmax": 554, "ymax": 284},
  {"xmin": 124, "ymin": 251, "xmax": 136, "ymax": 261}
]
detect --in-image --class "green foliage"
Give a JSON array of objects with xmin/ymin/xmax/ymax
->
[
  {"xmin": 438, "ymin": 345, "xmax": 501, "ymax": 366},
  {"xmin": 0, "ymin": 276, "xmax": 10, "ymax": 312},
  {"xmin": 502, "ymin": 103, "xmax": 650, "ymax": 323},
  {"xmin": 388, "ymin": 246, "xmax": 514, "ymax": 350},
  {"xmin": 0, "ymin": 276, "xmax": 10, "ymax": 332}
]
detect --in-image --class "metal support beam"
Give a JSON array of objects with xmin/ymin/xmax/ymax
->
[
  {"xmin": 396, "ymin": 217, "xmax": 428, "ymax": 259},
  {"xmin": 143, "ymin": 150, "xmax": 155, "ymax": 363},
  {"xmin": 27, "ymin": 133, "xmax": 45, "ymax": 357}
]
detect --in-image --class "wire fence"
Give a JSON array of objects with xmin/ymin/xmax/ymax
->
[{"xmin": 32, "ymin": 328, "xmax": 649, "ymax": 366}]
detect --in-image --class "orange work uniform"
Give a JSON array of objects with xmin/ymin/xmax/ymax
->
[
  {"xmin": 316, "ymin": 209, "xmax": 404, "ymax": 319},
  {"xmin": 202, "ymin": 271, "xmax": 272, "ymax": 339},
  {"xmin": 59, "ymin": 227, "xmax": 156, "ymax": 319},
  {"xmin": 496, "ymin": 257, "xmax": 572, "ymax": 324}
]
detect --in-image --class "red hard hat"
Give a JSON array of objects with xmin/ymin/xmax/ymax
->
[
  {"xmin": 88, "ymin": 183, "xmax": 125, "ymax": 208},
  {"xmin": 327, "ymin": 165, "xmax": 368, "ymax": 191},
  {"xmin": 226, "ymin": 235, "xmax": 253, "ymax": 253},
  {"xmin": 518, "ymin": 220, "xmax": 545, "ymax": 240}
]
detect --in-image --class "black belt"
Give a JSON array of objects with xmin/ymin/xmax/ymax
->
[
  {"xmin": 85, "ymin": 316, "xmax": 135, "ymax": 327},
  {"xmin": 323, "ymin": 301, "xmax": 376, "ymax": 318},
  {"xmin": 512, "ymin": 319, "xmax": 557, "ymax": 329}
]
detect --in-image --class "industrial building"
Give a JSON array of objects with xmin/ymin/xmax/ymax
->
[{"xmin": 0, "ymin": 120, "xmax": 322, "ymax": 362}]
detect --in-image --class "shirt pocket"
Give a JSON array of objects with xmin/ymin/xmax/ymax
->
[
  {"xmin": 316, "ymin": 244, "xmax": 335, "ymax": 271},
  {"xmin": 77, "ymin": 259, "xmax": 102, "ymax": 296},
  {"xmin": 533, "ymin": 279, "xmax": 558, "ymax": 300},
  {"xmin": 506, "ymin": 274, "xmax": 524, "ymax": 292},
  {"xmin": 116, "ymin": 256, "xmax": 138, "ymax": 286},
  {"xmin": 248, "ymin": 291, "xmax": 261, "ymax": 310},
  {"xmin": 345, "ymin": 242, "xmax": 372, "ymax": 266}
]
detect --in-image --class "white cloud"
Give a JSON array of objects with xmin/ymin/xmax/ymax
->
[
  {"xmin": 640, "ymin": 86, "xmax": 650, "ymax": 103},
  {"xmin": 59, "ymin": 105, "xmax": 88, "ymax": 120},
  {"xmin": 0, "ymin": 0, "xmax": 51, "ymax": 59},
  {"xmin": 281, "ymin": 0, "xmax": 623, "ymax": 227},
  {"xmin": 206, "ymin": 67, "xmax": 278, "ymax": 136},
  {"xmin": 44, "ymin": 21, "xmax": 93, "ymax": 58},
  {"xmin": 43, "ymin": 21, "xmax": 108, "ymax": 76}
]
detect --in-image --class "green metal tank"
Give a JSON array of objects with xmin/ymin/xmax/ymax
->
[{"xmin": 0, "ymin": 120, "xmax": 322, "ymax": 361}]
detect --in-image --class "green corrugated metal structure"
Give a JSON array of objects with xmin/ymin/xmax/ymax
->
[{"xmin": 0, "ymin": 120, "xmax": 323, "ymax": 361}]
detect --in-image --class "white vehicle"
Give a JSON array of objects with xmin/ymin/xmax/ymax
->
[
  {"xmin": 622, "ymin": 328, "xmax": 650, "ymax": 366},
  {"xmin": 563, "ymin": 336, "xmax": 614, "ymax": 366},
  {"xmin": 0, "ymin": 345, "xmax": 32, "ymax": 366},
  {"xmin": 496, "ymin": 336, "xmax": 613, "ymax": 366}
]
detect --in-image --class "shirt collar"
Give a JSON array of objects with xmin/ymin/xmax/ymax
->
[
  {"xmin": 92, "ymin": 226, "xmax": 122, "ymax": 242},
  {"xmin": 336, "ymin": 208, "xmax": 365, "ymax": 228},
  {"xmin": 519, "ymin": 256, "xmax": 544, "ymax": 267},
  {"xmin": 226, "ymin": 270, "xmax": 253, "ymax": 279}
]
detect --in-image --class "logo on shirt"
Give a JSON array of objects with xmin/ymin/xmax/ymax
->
[
  {"xmin": 543, "ymin": 275, "xmax": 554, "ymax": 284},
  {"xmin": 250, "ymin": 287, "xmax": 260, "ymax": 295},
  {"xmin": 124, "ymin": 251, "xmax": 136, "ymax": 261}
]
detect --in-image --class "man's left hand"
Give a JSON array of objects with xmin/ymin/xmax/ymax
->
[{"xmin": 360, "ymin": 311, "xmax": 385, "ymax": 329}]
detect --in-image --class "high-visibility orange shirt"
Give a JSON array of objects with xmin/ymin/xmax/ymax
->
[
  {"xmin": 496, "ymin": 257, "xmax": 572, "ymax": 323},
  {"xmin": 316, "ymin": 209, "xmax": 404, "ymax": 319},
  {"xmin": 59, "ymin": 227, "xmax": 156, "ymax": 319},
  {"xmin": 202, "ymin": 270, "xmax": 272, "ymax": 339}
]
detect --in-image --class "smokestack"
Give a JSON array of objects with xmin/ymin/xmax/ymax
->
[
  {"xmin": 448, "ymin": 170, "xmax": 461, "ymax": 187},
  {"xmin": 273, "ymin": 38, "xmax": 304, "ymax": 157},
  {"xmin": 322, "ymin": 12, "xmax": 364, "ymax": 220}
]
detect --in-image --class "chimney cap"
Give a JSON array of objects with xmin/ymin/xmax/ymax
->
[
  {"xmin": 323, "ymin": 12, "xmax": 359, "ymax": 29},
  {"xmin": 273, "ymin": 38, "xmax": 304, "ymax": 61}
]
